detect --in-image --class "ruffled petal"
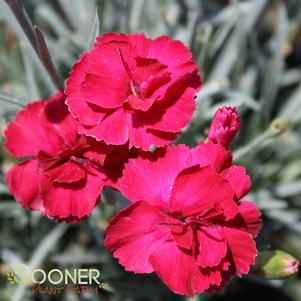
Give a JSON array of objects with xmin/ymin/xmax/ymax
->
[
  {"xmin": 119, "ymin": 145, "xmax": 191, "ymax": 209},
  {"xmin": 41, "ymin": 91, "xmax": 78, "ymax": 146},
  {"xmin": 171, "ymin": 225, "xmax": 194, "ymax": 250},
  {"xmin": 195, "ymin": 226, "xmax": 227, "ymax": 268},
  {"xmin": 81, "ymin": 38, "xmax": 137, "ymax": 108},
  {"xmin": 169, "ymin": 165, "xmax": 234, "ymax": 216},
  {"xmin": 221, "ymin": 165, "xmax": 251, "ymax": 199},
  {"xmin": 216, "ymin": 198, "xmax": 240, "ymax": 221},
  {"xmin": 132, "ymin": 57, "xmax": 170, "ymax": 101},
  {"xmin": 189, "ymin": 141, "xmax": 232, "ymax": 173},
  {"xmin": 148, "ymin": 36, "xmax": 197, "ymax": 79},
  {"xmin": 40, "ymin": 168, "xmax": 103, "ymax": 220},
  {"xmin": 104, "ymin": 201, "xmax": 173, "ymax": 273},
  {"xmin": 127, "ymin": 33, "xmax": 152, "ymax": 56},
  {"xmin": 43, "ymin": 161, "xmax": 86, "ymax": 183},
  {"xmin": 204, "ymin": 260, "xmax": 232, "ymax": 292},
  {"xmin": 149, "ymin": 240, "xmax": 211, "ymax": 297},
  {"xmin": 82, "ymin": 140, "xmax": 114, "ymax": 165},
  {"xmin": 81, "ymin": 70, "xmax": 128, "ymax": 109},
  {"xmin": 125, "ymin": 95, "xmax": 156, "ymax": 112},
  {"xmin": 129, "ymin": 125, "xmax": 178, "ymax": 150},
  {"xmin": 78, "ymin": 108, "xmax": 129, "ymax": 145},
  {"xmin": 6, "ymin": 160, "xmax": 44, "ymax": 213},
  {"xmin": 226, "ymin": 201, "xmax": 262, "ymax": 237},
  {"xmin": 223, "ymin": 227, "xmax": 257, "ymax": 277},
  {"xmin": 4, "ymin": 101, "xmax": 63, "ymax": 157},
  {"xmin": 65, "ymin": 54, "xmax": 107, "ymax": 126},
  {"xmin": 140, "ymin": 87, "xmax": 196, "ymax": 133},
  {"xmin": 201, "ymin": 258, "xmax": 230, "ymax": 288},
  {"xmin": 94, "ymin": 32, "xmax": 131, "ymax": 49}
]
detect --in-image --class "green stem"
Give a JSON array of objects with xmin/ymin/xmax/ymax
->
[
  {"xmin": 0, "ymin": 91, "xmax": 25, "ymax": 108},
  {"xmin": 233, "ymin": 131, "xmax": 271, "ymax": 161},
  {"xmin": 5, "ymin": 0, "xmax": 63, "ymax": 90}
]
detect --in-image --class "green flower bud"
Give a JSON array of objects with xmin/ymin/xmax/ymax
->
[
  {"xmin": 251, "ymin": 250, "xmax": 299, "ymax": 280},
  {"xmin": 267, "ymin": 117, "xmax": 291, "ymax": 137}
]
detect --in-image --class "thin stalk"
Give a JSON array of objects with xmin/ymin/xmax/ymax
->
[
  {"xmin": 5, "ymin": 0, "xmax": 37, "ymax": 52},
  {"xmin": 0, "ymin": 91, "xmax": 25, "ymax": 108},
  {"xmin": 233, "ymin": 131, "xmax": 271, "ymax": 161},
  {"xmin": 35, "ymin": 27, "xmax": 63, "ymax": 90},
  {"xmin": 5, "ymin": 0, "xmax": 63, "ymax": 90}
]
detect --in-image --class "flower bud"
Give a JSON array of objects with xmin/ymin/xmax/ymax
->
[
  {"xmin": 251, "ymin": 250, "xmax": 299, "ymax": 280},
  {"xmin": 208, "ymin": 106, "xmax": 240, "ymax": 148},
  {"xmin": 267, "ymin": 117, "xmax": 291, "ymax": 137}
]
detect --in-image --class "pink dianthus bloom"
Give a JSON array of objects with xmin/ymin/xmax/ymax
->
[
  {"xmin": 105, "ymin": 142, "xmax": 261, "ymax": 296},
  {"xmin": 4, "ymin": 91, "xmax": 129, "ymax": 222},
  {"xmin": 65, "ymin": 32, "xmax": 201, "ymax": 150}
]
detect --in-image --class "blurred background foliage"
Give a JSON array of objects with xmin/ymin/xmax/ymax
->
[{"xmin": 0, "ymin": 0, "xmax": 301, "ymax": 300}]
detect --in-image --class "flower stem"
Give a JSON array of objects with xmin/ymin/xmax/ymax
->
[
  {"xmin": 5, "ymin": 0, "xmax": 63, "ymax": 90},
  {"xmin": 0, "ymin": 91, "xmax": 25, "ymax": 108},
  {"xmin": 233, "ymin": 131, "xmax": 271, "ymax": 161}
]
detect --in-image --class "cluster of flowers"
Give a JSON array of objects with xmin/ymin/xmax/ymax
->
[{"xmin": 4, "ymin": 33, "xmax": 262, "ymax": 296}]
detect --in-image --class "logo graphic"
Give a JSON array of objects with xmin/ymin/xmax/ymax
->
[
  {"xmin": 6, "ymin": 270, "xmax": 20, "ymax": 284},
  {"xmin": 5, "ymin": 264, "xmax": 107, "ymax": 295}
]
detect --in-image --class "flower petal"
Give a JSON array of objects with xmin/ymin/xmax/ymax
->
[
  {"xmin": 127, "ymin": 33, "xmax": 152, "ymax": 56},
  {"xmin": 171, "ymin": 225, "xmax": 194, "ymax": 250},
  {"xmin": 226, "ymin": 201, "xmax": 262, "ymax": 237},
  {"xmin": 104, "ymin": 201, "xmax": 173, "ymax": 273},
  {"xmin": 205, "ymin": 266, "xmax": 232, "ymax": 293},
  {"xmin": 216, "ymin": 198, "xmax": 240, "ymax": 221},
  {"xmin": 82, "ymin": 140, "xmax": 114, "ymax": 165},
  {"xmin": 40, "ymin": 168, "xmax": 103, "ymax": 220},
  {"xmin": 149, "ymin": 36, "xmax": 197, "ymax": 79},
  {"xmin": 101, "ymin": 143, "xmax": 133, "ymax": 189},
  {"xmin": 189, "ymin": 141, "xmax": 232, "ymax": 173},
  {"xmin": 81, "ymin": 39, "xmax": 136, "ymax": 109},
  {"xmin": 94, "ymin": 32, "xmax": 130, "ymax": 47},
  {"xmin": 221, "ymin": 165, "xmax": 251, "ymax": 199},
  {"xmin": 41, "ymin": 91, "xmax": 78, "ymax": 146},
  {"xmin": 129, "ymin": 125, "xmax": 178, "ymax": 151},
  {"xmin": 141, "ymin": 87, "xmax": 196, "ymax": 133},
  {"xmin": 169, "ymin": 165, "xmax": 234, "ymax": 216},
  {"xmin": 119, "ymin": 145, "xmax": 191, "ymax": 209},
  {"xmin": 81, "ymin": 72, "xmax": 128, "ymax": 109},
  {"xmin": 201, "ymin": 258, "xmax": 230, "ymax": 288},
  {"xmin": 149, "ymin": 240, "xmax": 211, "ymax": 297},
  {"xmin": 125, "ymin": 95, "xmax": 156, "ymax": 112},
  {"xmin": 6, "ymin": 160, "xmax": 44, "ymax": 213},
  {"xmin": 195, "ymin": 226, "xmax": 227, "ymax": 268},
  {"xmin": 78, "ymin": 108, "xmax": 129, "ymax": 145},
  {"xmin": 65, "ymin": 54, "xmax": 107, "ymax": 126},
  {"xmin": 223, "ymin": 227, "xmax": 257, "ymax": 277},
  {"xmin": 4, "ymin": 101, "xmax": 62, "ymax": 157},
  {"xmin": 43, "ymin": 161, "xmax": 86, "ymax": 183}
]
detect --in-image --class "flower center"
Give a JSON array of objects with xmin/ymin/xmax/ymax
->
[
  {"xmin": 69, "ymin": 155, "xmax": 92, "ymax": 165},
  {"xmin": 162, "ymin": 205, "xmax": 223, "ymax": 231},
  {"xmin": 118, "ymin": 48, "xmax": 142, "ymax": 97}
]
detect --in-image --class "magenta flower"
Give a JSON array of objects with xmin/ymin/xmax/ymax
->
[
  {"xmin": 65, "ymin": 33, "xmax": 201, "ymax": 150},
  {"xmin": 4, "ymin": 91, "xmax": 130, "ymax": 222},
  {"xmin": 104, "ymin": 142, "xmax": 262, "ymax": 296}
]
